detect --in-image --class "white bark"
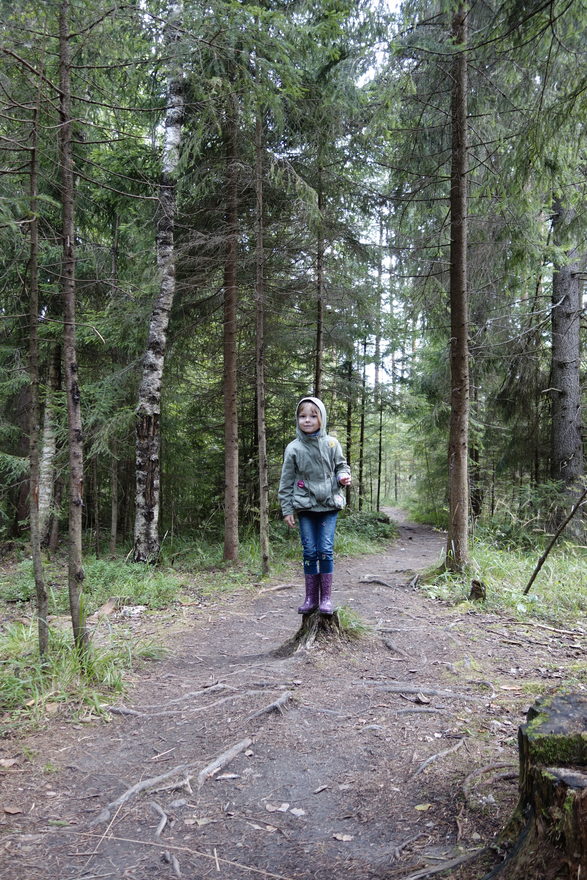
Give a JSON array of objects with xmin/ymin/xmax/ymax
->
[{"xmin": 134, "ymin": 2, "xmax": 184, "ymax": 562}]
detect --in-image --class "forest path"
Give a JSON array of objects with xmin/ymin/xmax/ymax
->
[{"xmin": 1, "ymin": 513, "xmax": 583, "ymax": 880}]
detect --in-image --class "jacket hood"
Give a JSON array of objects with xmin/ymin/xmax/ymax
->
[{"xmin": 296, "ymin": 396, "xmax": 327, "ymax": 440}]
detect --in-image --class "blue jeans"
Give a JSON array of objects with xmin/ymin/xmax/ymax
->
[{"xmin": 298, "ymin": 511, "xmax": 338, "ymax": 575}]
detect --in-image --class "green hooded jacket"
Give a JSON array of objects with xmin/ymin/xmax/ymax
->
[{"xmin": 278, "ymin": 397, "xmax": 351, "ymax": 517}]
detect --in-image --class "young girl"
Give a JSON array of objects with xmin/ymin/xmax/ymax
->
[{"xmin": 278, "ymin": 397, "xmax": 351, "ymax": 615}]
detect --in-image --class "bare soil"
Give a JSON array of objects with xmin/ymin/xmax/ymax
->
[{"xmin": 0, "ymin": 510, "xmax": 585, "ymax": 880}]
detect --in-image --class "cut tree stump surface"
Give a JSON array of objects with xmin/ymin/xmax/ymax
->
[{"xmin": 0, "ymin": 507, "xmax": 585, "ymax": 880}]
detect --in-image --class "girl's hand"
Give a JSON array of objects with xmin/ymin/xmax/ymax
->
[
  {"xmin": 284, "ymin": 514, "xmax": 296, "ymax": 528},
  {"xmin": 339, "ymin": 474, "xmax": 352, "ymax": 487}
]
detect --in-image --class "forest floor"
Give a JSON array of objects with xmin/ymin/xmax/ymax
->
[{"xmin": 1, "ymin": 509, "xmax": 585, "ymax": 880}]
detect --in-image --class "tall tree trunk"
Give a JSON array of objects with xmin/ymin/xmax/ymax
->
[
  {"xmin": 110, "ymin": 450, "xmax": 118, "ymax": 556},
  {"xmin": 358, "ymin": 339, "xmax": 367, "ymax": 511},
  {"xmin": 345, "ymin": 359, "xmax": 353, "ymax": 508},
  {"xmin": 223, "ymin": 97, "xmax": 239, "ymax": 563},
  {"xmin": 375, "ymin": 215, "xmax": 384, "ymax": 512},
  {"xmin": 446, "ymin": 6, "xmax": 470, "ymax": 571},
  {"xmin": 38, "ymin": 348, "xmax": 60, "ymax": 545},
  {"xmin": 314, "ymin": 170, "xmax": 324, "ymax": 398},
  {"xmin": 59, "ymin": 0, "xmax": 87, "ymax": 652},
  {"xmin": 27, "ymin": 100, "xmax": 49, "ymax": 656},
  {"xmin": 550, "ymin": 197, "xmax": 585, "ymax": 538},
  {"xmin": 255, "ymin": 107, "xmax": 270, "ymax": 575},
  {"xmin": 134, "ymin": 1, "xmax": 183, "ymax": 563}
]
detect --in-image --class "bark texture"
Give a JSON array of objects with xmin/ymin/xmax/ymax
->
[
  {"xmin": 38, "ymin": 349, "xmax": 60, "ymax": 544},
  {"xmin": 502, "ymin": 692, "xmax": 587, "ymax": 878},
  {"xmin": 27, "ymin": 101, "xmax": 48, "ymax": 655},
  {"xmin": 223, "ymin": 97, "xmax": 239, "ymax": 563},
  {"xmin": 550, "ymin": 198, "xmax": 585, "ymax": 539},
  {"xmin": 59, "ymin": 0, "xmax": 88, "ymax": 652},
  {"xmin": 134, "ymin": 2, "xmax": 184, "ymax": 562},
  {"xmin": 255, "ymin": 108, "xmax": 270, "ymax": 575},
  {"xmin": 446, "ymin": 7, "xmax": 470, "ymax": 571}
]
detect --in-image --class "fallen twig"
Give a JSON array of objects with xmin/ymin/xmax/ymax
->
[
  {"xmin": 259, "ymin": 583, "xmax": 297, "ymax": 593},
  {"xmin": 247, "ymin": 691, "xmax": 293, "ymax": 720},
  {"xmin": 197, "ymin": 737, "xmax": 253, "ymax": 790},
  {"xmin": 68, "ymin": 831, "xmax": 298, "ymax": 880},
  {"xmin": 410, "ymin": 738, "xmax": 464, "ymax": 779}
]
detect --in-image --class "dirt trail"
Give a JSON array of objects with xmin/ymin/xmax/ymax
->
[{"xmin": 0, "ymin": 513, "xmax": 584, "ymax": 880}]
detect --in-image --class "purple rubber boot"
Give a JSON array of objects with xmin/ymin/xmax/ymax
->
[
  {"xmin": 298, "ymin": 574, "xmax": 320, "ymax": 614},
  {"xmin": 319, "ymin": 572, "xmax": 334, "ymax": 615}
]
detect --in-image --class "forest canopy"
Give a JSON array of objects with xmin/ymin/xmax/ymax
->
[{"xmin": 0, "ymin": 0, "xmax": 585, "ymax": 598}]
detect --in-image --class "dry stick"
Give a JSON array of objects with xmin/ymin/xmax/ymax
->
[
  {"xmin": 523, "ymin": 486, "xmax": 587, "ymax": 595},
  {"xmin": 259, "ymin": 583, "xmax": 297, "ymax": 593},
  {"xmin": 247, "ymin": 691, "xmax": 293, "ymax": 720},
  {"xmin": 410, "ymin": 738, "xmax": 465, "ymax": 779},
  {"xmin": 69, "ymin": 832, "xmax": 298, "ymax": 880}
]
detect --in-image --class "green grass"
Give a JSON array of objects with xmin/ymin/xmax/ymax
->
[
  {"xmin": 0, "ymin": 555, "xmax": 185, "ymax": 615},
  {"xmin": 420, "ymin": 534, "xmax": 587, "ymax": 625},
  {"xmin": 0, "ymin": 620, "xmax": 164, "ymax": 735}
]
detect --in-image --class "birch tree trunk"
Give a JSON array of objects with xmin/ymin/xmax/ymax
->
[
  {"xmin": 358, "ymin": 338, "xmax": 367, "ymax": 511},
  {"xmin": 59, "ymin": 0, "xmax": 88, "ymax": 652},
  {"xmin": 38, "ymin": 348, "xmax": 60, "ymax": 545},
  {"xmin": 255, "ymin": 107, "xmax": 270, "ymax": 575},
  {"xmin": 223, "ymin": 97, "xmax": 239, "ymax": 563},
  {"xmin": 314, "ymin": 173, "xmax": 324, "ymax": 399},
  {"xmin": 550, "ymin": 197, "xmax": 585, "ymax": 539},
  {"xmin": 27, "ymin": 100, "xmax": 49, "ymax": 656},
  {"xmin": 134, "ymin": 1, "xmax": 183, "ymax": 563},
  {"xmin": 446, "ymin": 6, "xmax": 470, "ymax": 571}
]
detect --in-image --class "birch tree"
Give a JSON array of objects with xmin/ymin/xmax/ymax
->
[{"xmin": 134, "ymin": 1, "xmax": 184, "ymax": 563}]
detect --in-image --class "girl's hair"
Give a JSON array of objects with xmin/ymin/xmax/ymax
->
[{"xmin": 297, "ymin": 399, "xmax": 322, "ymax": 426}]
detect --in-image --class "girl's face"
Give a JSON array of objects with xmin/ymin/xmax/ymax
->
[{"xmin": 298, "ymin": 403, "xmax": 321, "ymax": 434}]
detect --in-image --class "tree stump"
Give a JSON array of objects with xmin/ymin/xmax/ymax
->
[
  {"xmin": 503, "ymin": 691, "xmax": 587, "ymax": 878},
  {"xmin": 273, "ymin": 610, "xmax": 344, "ymax": 657}
]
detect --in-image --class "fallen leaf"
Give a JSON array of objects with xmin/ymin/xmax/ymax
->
[
  {"xmin": 415, "ymin": 693, "xmax": 431, "ymax": 704},
  {"xmin": 333, "ymin": 833, "xmax": 354, "ymax": 841},
  {"xmin": 0, "ymin": 759, "xmax": 19, "ymax": 770},
  {"xmin": 3, "ymin": 806, "xmax": 23, "ymax": 815},
  {"xmin": 45, "ymin": 702, "xmax": 60, "ymax": 715},
  {"xmin": 415, "ymin": 803, "xmax": 433, "ymax": 811},
  {"xmin": 289, "ymin": 808, "xmax": 306, "ymax": 817}
]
